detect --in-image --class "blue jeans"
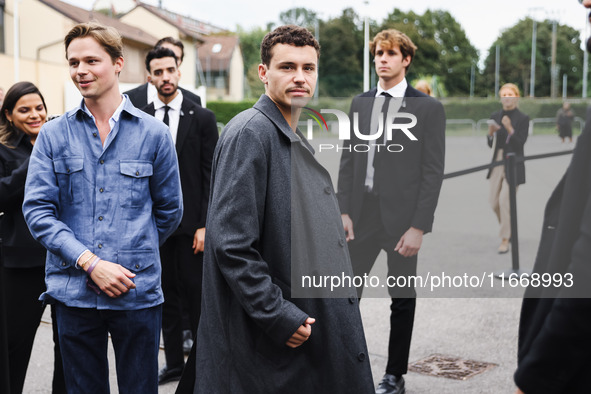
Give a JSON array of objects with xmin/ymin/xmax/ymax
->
[{"xmin": 54, "ymin": 303, "xmax": 162, "ymax": 394}]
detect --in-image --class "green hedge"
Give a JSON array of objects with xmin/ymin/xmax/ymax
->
[
  {"xmin": 208, "ymin": 98, "xmax": 591, "ymax": 128},
  {"xmin": 207, "ymin": 100, "xmax": 257, "ymax": 125},
  {"xmin": 441, "ymin": 98, "xmax": 590, "ymax": 122}
]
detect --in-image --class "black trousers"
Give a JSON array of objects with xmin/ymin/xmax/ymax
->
[
  {"xmin": 2, "ymin": 266, "xmax": 65, "ymax": 393},
  {"xmin": 347, "ymin": 193, "xmax": 417, "ymax": 376},
  {"xmin": 160, "ymin": 234, "xmax": 203, "ymax": 369}
]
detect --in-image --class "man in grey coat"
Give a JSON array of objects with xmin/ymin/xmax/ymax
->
[{"xmin": 181, "ymin": 25, "xmax": 374, "ymax": 394}]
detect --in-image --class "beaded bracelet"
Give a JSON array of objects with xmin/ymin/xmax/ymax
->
[{"xmin": 86, "ymin": 257, "xmax": 101, "ymax": 276}]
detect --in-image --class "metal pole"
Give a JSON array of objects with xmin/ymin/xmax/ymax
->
[
  {"xmin": 496, "ymin": 153, "xmax": 528, "ymax": 279},
  {"xmin": 530, "ymin": 19, "xmax": 537, "ymax": 97},
  {"xmin": 551, "ymin": 20, "xmax": 558, "ymax": 98},
  {"xmin": 583, "ymin": 12, "xmax": 589, "ymax": 98},
  {"xmin": 563, "ymin": 73, "xmax": 567, "ymax": 99},
  {"xmin": 506, "ymin": 153, "xmax": 520, "ymax": 272},
  {"xmin": 363, "ymin": 2, "xmax": 370, "ymax": 92},
  {"xmin": 470, "ymin": 63, "xmax": 475, "ymax": 98},
  {"xmin": 314, "ymin": 17, "xmax": 319, "ymax": 99},
  {"xmin": 495, "ymin": 44, "xmax": 500, "ymax": 99}
]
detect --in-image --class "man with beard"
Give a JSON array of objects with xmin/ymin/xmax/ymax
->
[{"xmin": 125, "ymin": 37, "xmax": 201, "ymax": 108}]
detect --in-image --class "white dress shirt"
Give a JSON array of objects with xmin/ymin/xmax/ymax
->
[
  {"xmin": 147, "ymin": 83, "xmax": 158, "ymax": 105},
  {"xmin": 153, "ymin": 91, "xmax": 183, "ymax": 145},
  {"xmin": 365, "ymin": 79, "xmax": 407, "ymax": 189}
]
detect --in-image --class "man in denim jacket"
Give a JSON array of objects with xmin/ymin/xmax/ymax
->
[{"xmin": 23, "ymin": 22, "xmax": 183, "ymax": 394}]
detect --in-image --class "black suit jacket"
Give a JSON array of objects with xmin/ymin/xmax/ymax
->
[
  {"xmin": 142, "ymin": 97, "xmax": 218, "ymax": 236},
  {"xmin": 486, "ymin": 107, "xmax": 529, "ymax": 185},
  {"xmin": 337, "ymin": 85, "xmax": 446, "ymax": 236},
  {"xmin": 514, "ymin": 107, "xmax": 591, "ymax": 393},
  {"xmin": 126, "ymin": 82, "xmax": 202, "ymax": 109}
]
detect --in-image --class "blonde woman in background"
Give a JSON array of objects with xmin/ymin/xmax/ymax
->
[
  {"xmin": 414, "ymin": 79, "xmax": 432, "ymax": 96},
  {"xmin": 486, "ymin": 83, "xmax": 529, "ymax": 254}
]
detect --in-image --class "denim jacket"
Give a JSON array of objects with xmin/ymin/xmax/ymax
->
[{"xmin": 23, "ymin": 97, "xmax": 183, "ymax": 310}]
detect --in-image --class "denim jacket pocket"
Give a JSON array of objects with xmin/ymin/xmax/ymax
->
[
  {"xmin": 119, "ymin": 161, "xmax": 153, "ymax": 208},
  {"xmin": 117, "ymin": 249, "xmax": 160, "ymax": 303},
  {"xmin": 53, "ymin": 157, "xmax": 85, "ymax": 204}
]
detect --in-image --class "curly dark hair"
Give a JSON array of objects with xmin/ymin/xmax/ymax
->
[
  {"xmin": 145, "ymin": 47, "xmax": 178, "ymax": 72},
  {"xmin": 260, "ymin": 25, "xmax": 320, "ymax": 66}
]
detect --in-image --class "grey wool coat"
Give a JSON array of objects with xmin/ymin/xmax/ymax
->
[{"xmin": 193, "ymin": 95, "xmax": 374, "ymax": 394}]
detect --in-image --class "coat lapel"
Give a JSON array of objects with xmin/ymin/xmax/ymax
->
[
  {"xmin": 253, "ymin": 95, "xmax": 300, "ymax": 143},
  {"xmin": 176, "ymin": 99, "xmax": 194, "ymax": 152},
  {"xmin": 142, "ymin": 102, "xmax": 156, "ymax": 116},
  {"xmin": 386, "ymin": 85, "xmax": 423, "ymax": 140}
]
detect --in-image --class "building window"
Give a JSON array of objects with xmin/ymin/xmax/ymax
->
[{"xmin": 0, "ymin": 0, "xmax": 5, "ymax": 53}]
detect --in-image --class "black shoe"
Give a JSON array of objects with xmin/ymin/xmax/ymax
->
[
  {"xmin": 376, "ymin": 374, "xmax": 405, "ymax": 394},
  {"xmin": 158, "ymin": 365, "xmax": 184, "ymax": 385},
  {"xmin": 183, "ymin": 329, "xmax": 194, "ymax": 355}
]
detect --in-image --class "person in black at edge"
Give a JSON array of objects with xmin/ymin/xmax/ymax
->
[
  {"xmin": 0, "ymin": 81, "xmax": 65, "ymax": 393},
  {"xmin": 514, "ymin": 1, "xmax": 591, "ymax": 392}
]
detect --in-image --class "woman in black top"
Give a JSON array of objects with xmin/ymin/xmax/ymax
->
[
  {"xmin": 486, "ymin": 83, "xmax": 529, "ymax": 254},
  {"xmin": 0, "ymin": 82, "xmax": 65, "ymax": 393}
]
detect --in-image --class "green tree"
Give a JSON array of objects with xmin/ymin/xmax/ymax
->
[
  {"xmin": 279, "ymin": 8, "xmax": 319, "ymax": 31},
  {"xmin": 237, "ymin": 26, "xmax": 269, "ymax": 98},
  {"xmin": 318, "ymin": 8, "xmax": 365, "ymax": 97},
  {"xmin": 482, "ymin": 18, "xmax": 583, "ymax": 97},
  {"xmin": 380, "ymin": 9, "xmax": 479, "ymax": 97}
]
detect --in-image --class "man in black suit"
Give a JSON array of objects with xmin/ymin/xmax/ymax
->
[
  {"xmin": 125, "ymin": 37, "xmax": 202, "ymax": 108},
  {"xmin": 141, "ymin": 46, "xmax": 218, "ymax": 384},
  {"xmin": 337, "ymin": 29, "xmax": 445, "ymax": 394}
]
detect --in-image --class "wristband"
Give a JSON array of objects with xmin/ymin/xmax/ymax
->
[
  {"xmin": 86, "ymin": 257, "xmax": 100, "ymax": 276},
  {"xmin": 78, "ymin": 253, "xmax": 95, "ymax": 270}
]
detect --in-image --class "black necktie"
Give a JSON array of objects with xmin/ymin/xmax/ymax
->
[
  {"xmin": 162, "ymin": 105, "xmax": 170, "ymax": 127},
  {"xmin": 373, "ymin": 92, "xmax": 392, "ymax": 166},
  {"xmin": 381, "ymin": 91, "xmax": 393, "ymax": 123},
  {"xmin": 372, "ymin": 92, "xmax": 392, "ymax": 194}
]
